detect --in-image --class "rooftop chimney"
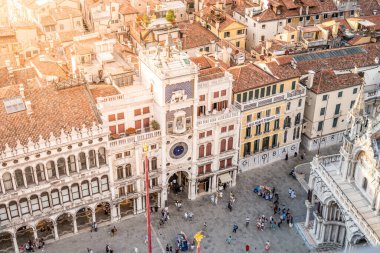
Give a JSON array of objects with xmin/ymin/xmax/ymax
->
[
  {"xmin": 19, "ymin": 84, "xmax": 25, "ymax": 98},
  {"xmin": 25, "ymin": 101, "xmax": 33, "ymax": 115},
  {"xmin": 307, "ymin": 70, "xmax": 315, "ymax": 89}
]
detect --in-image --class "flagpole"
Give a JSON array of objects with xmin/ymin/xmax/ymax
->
[{"xmin": 144, "ymin": 144, "xmax": 152, "ymax": 253}]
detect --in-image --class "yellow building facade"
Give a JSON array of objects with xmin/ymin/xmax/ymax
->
[{"xmin": 229, "ymin": 63, "xmax": 306, "ymax": 171}]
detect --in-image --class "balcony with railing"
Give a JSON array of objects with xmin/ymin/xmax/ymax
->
[
  {"xmin": 197, "ymin": 105, "xmax": 240, "ymax": 126},
  {"xmin": 301, "ymin": 38, "xmax": 328, "ymax": 48},
  {"xmin": 313, "ymin": 155, "xmax": 380, "ymax": 245},
  {"xmin": 235, "ymin": 85, "xmax": 306, "ymax": 112},
  {"xmin": 109, "ymin": 129, "xmax": 161, "ymax": 148}
]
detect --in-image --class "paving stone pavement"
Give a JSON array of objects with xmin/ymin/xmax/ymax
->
[{"xmin": 39, "ymin": 145, "xmax": 340, "ymax": 253}]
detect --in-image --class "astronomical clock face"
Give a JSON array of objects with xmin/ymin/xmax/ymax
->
[{"xmin": 169, "ymin": 142, "xmax": 188, "ymax": 160}]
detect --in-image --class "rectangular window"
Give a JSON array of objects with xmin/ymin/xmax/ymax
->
[
  {"xmin": 332, "ymin": 118, "xmax": 338, "ymax": 128},
  {"xmin": 91, "ymin": 180, "xmax": 99, "ymax": 194},
  {"xmin": 221, "ymin": 126, "xmax": 227, "ymax": 133},
  {"xmin": 221, "ymin": 89, "xmax": 227, "ymax": 96},
  {"xmin": 31, "ymin": 198, "xmax": 39, "ymax": 211},
  {"xmin": 199, "ymin": 95, "xmax": 205, "ymax": 101},
  {"xmin": 207, "ymin": 130, "xmax": 212, "ymax": 136},
  {"xmin": 236, "ymin": 41, "xmax": 240, "ymax": 47},
  {"xmin": 10, "ymin": 203, "xmax": 19, "ymax": 217},
  {"xmin": 335, "ymin": 104, "xmax": 341, "ymax": 115},
  {"xmin": 198, "ymin": 166, "xmax": 204, "ymax": 175},
  {"xmin": 119, "ymin": 187, "xmax": 126, "ymax": 196},
  {"xmin": 279, "ymin": 84, "xmax": 284, "ymax": 93},
  {"xmin": 127, "ymin": 184, "xmax": 134, "ymax": 193},
  {"xmin": 228, "ymin": 125, "xmax": 234, "ymax": 131},
  {"xmin": 20, "ymin": 201, "xmax": 29, "ymax": 214},
  {"xmin": 266, "ymin": 86, "xmax": 271, "ymax": 96},
  {"xmin": 316, "ymin": 15, "xmax": 320, "ymax": 20},
  {"xmin": 255, "ymin": 124, "xmax": 261, "ymax": 135},
  {"xmin": 272, "ymin": 84, "xmax": 276, "ymax": 95},
  {"xmin": 134, "ymin": 109, "xmax": 141, "ymax": 116},
  {"xmin": 350, "ymin": 100, "xmax": 355, "ymax": 108},
  {"xmin": 109, "ymin": 125, "xmax": 116, "ymax": 134},
  {"xmin": 260, "ymin": 88, "xmax": 265, "ymax": 98},
  {"xmin": 264, "ymin": 122, "xmax": 270, "ymax": 133},
  {"xmin": 0, "ymin": 206, "xmax": 8, "ymax": 221},
  {"xmin": 265, "ymin": 109, "xmax": 271, "ymax": 117},
  {"xmin": 101, "ymin": 177, "xmax": 109, "ymax": 191},
  {"xmin": 262, "ymin": 24, "xmax": 266, "ymax": 29},
  {"xmin": 108, "ymin": 114, "xmax": 116, "ymax": 121},
  {"xmin": 245, "ymin": 127, "xmax": 251, "ymax": 138},
  {"xmin": 274, "ymin": 119, "xmax": 280, "ymax": 129},
  {"xmin": 248, "ymin": 90, "xmax": 253, "ymax": 100},
  {"xmin": 199, "ymin": 132, "xmax": 205, "ymax": 138},
  {"xmin": 117, "ymin": 112, "xmax": 124, "ymax": 120},
  {"xmin": 118, "ymin": 124, "xmax": 125, "ymax": 133},
  {"xmin": 257, "ymin": 112, "xmax": 261, "ymax": 119},
  {"xmin": 253, "ymin": 139, "xmax": 260, "ymax": 153},
  {"xmin": 214, "ymin": 91, "xmax": 219, "ymax": 98},
  {"xmin": 143, "ymin": 107, "xmax": 150, "ymax": 114},
  {"xmin": 254, "ymin": 89, "xmax": 259, "ymax": 99},
  {"xmin": 353, "ymin": 88, "xmax": 358, "ymax": 94},
  {"xmin": 317, "ymin": 121, "xmax": 324, "ymax": 131},
  {"xmin": 320, "ymin": 107, "xmax": 326, "ymax": 116},
  {"xmin": 322, "ymin": 95, "xmax": 328, "ymax": 101},
  {"xmin": 275, "ymin": 107, "xmax": 280, "ymax": 114},
  {"xmin": 247, "ymin": 115, "xmax": 252, "ymax": 122},
  {"xmin": 143, "ymin": 118, "xmax": 150, "ymax": 128},
  {"xmin": 124, "ymin": 151, "xmax": 131, "ymax": 156},
  {"xmin": 135, "ymin": 120, "xmax": 141, "ymax": 129},
  {"xmin": 338, "ymin": 91, "xmax": 343, "ymax": 98},
  {"xmin": 237, "ymin": 94, "xmax": 241, "ymax": 102},
  {"xmin": 291, "ymin": 81, "xmax": 296, "ymax": 90},
  {"xmin": 242, "ymin": 92, "xmax": 247, "ymax": 102},
  {"xmin": 224, "ymin": 31, "xmax": 230, "ymax": 38}
]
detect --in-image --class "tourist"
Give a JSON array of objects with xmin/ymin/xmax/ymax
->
[
  {"xmin": 166, "ymin": 244, "xmax": 169, "ymax": 253},
  {"xmin": 265, "ymin": 241, "xmax": 271, "ymax": 251},
  {"xmin": 288, "ymin": 188, "xmax": 292, "ymax": 198},
  {"xmin": 246, "ymin": 244, "xmax": 250, "ymax": 253},
  {"xmin": 232, "ymin": 223, "xmax": 238, "ymax": 233},
  {"xmin": 245, "ymin": 216, "xmax": 250, "ymax": 227},
  {"xmin": 111, "ymin": 226, "xmax": 117, "ymax": 237},
  {"xmin": 225, "ymin": 235, "xmax": 233, "ymax": 244},
  {"xmin": 291, "ymin": 190, "xmax": 296, "ymax": 200},
  {"xmin": 285, "ymin": 153, "xmax": 288, "ymax": 160},
  {"xmin": 228, "ymin": 201, "xmax": 233, "ymax": 212}
]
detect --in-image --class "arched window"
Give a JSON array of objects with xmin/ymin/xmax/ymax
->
[
  {"xmin": 284, "ymin": 116, "xmax": 291, "ymax": 128},
  {"xmin": 40, "ymin": 192, "xmax": 50, "ymax": 209},
  {"xmin": 46, "ymin": 161, "xmax": 56, "ymax": 179},
  {"xmin": 36, "ymin": 164, "xmax": 46, "ymax": 182},
  {"xmin": 67, "ymin": 155, "xmax": 76, "ymax": 173},
  {"xmin": 25, "ymin": 166, "xmax": 35, "ymax": 185},
  {"xmin": 295, "ymin": 113, "xmax": 301, "ymax": 125},
  {"xmin": 362, "ymin": 177, "xmax": 368, "ymax": 191},
  {"xmin": 30, "ymin": 195, "xmax": 40, "ymax": 212},
  {"xmin": 71, "ymin": 184, "xmax": 80, "ymax": 200},
  {"xmin": 227, "ymin": 137, "xmax": 233, "ymax": 150},
  {"xmin": 298, "ymin": 99, "xmax": 302, "ymax": 107},
  {"xmin": 101, "ymin": 176, "xmax": 109, "ymax": 191},
  {"xmin": 293, "ymin": 127, "xmax": 296, "ymax": 140},
  {"xmin": 206, "ymin": 143, "xmax": 212, "ymax": 156},
  {"xmin": 286, "ymin": 102, "xmax": 291, "ymax": 111},
  {"xmin": 199, "ymin": 145, "xmax": 205, "ymax": 158},
  {"xmin": 15, "ymin": 169, "xmax": 25, "ymax": 188},
  {"xmin": 9, "ymin": 201, "xmax": 19, "ymax": 218},
  {"xmin": 3, "ymin": 172, "xmax": 13, "ymax": 191},
  {"xmin": 61, "ymin": 186, "xmax": 70, "ymax": 203},
  {"xmin": 51, "ymin": 189, "xmax": 60, "ymax": 206},
  {"xmin": 296, "ymin": 127, "xmax": 300, "ymax": 139},
  {"xmin": 151, "ymin": 157, "xmax": 157, "ymax": 170},
  {"xmin": 220, "ymin": 139, "xmax": 226, "ymax": 152},
  {"xmin": 89, "ymin": 150, "xmax": 97, "ymax": 168},
  {"xmin": 57, "ymin": 158, "xmax": 66, "ymax": 177},
  {"xmin": 117, "ymin": 166, "xmax": 124, "ymax": 179},
  {"xmin": 91, "ymin": 178, "xmax": 99, "ymax": 194},
  {"xmin": 79, "ymin": 152, "xmax": 87, "ymax": 170},
  {"xmin": 126, "ymin": 164, "xmax": 132, "ymax": 177},
  {"xmin": 81, "ymin": 181, "xmax": 90, "ymax": 197},
  {"xmin": 19, "ymin": 198, "xmax": 29, "ymax": 215},
  {"xmin": 98, "ymin": 147, "xmax": 106, "ymax": 165},
  {"xmin": 0, "ymin": 204, "xmax": 8, "ymax": 221}
]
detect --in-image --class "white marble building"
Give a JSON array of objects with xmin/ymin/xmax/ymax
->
[{"xmin": 303, "ymin": 85, "xmax": 380, "ymax": 251}]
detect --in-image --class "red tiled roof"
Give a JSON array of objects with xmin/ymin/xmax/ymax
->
[
  {"xmin": 119, "ymin": 1, "xmax": 138, "ymax": 15},
  {"xmin": 89, "ymin": 84, "xmax": 120, "ymax": 100},
  {"xmin": 0, "ymin": 78, "xmax": 100, "ymax": 149},
  {"xmin": 229, "ymin": 63, "xmax": 278, "ymax": 93},
  {"xmin": 308, "ymin": 69, "xmax": 362, "ymax": 94},
  {"xmin": 178, "ymin": 22, "xmax": 218, "ymax": 50}
]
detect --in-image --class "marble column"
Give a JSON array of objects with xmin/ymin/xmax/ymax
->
[
  {"xmin": 33, "ymin": 227, "xmax": 38, "ymax": 241},
  {"xmin": 305, "ymin": 200, "xmax": 312, "ymax": 228},
  {"xmin": 13, "ymin": 234, "xmax": 19, "ymax": 253},
  {"xmin": 92, "ymin": 209, "xmax": 96, "ymax": 223},
  {"xmin": 53, "ymin": 222, "xmax": 59, "ymax": 240},
  {"xmin": 73, "ymin": 215, "xmax": 78, "ymax": 234},
  {"xmin": 0, "ymin": 178, "xmax": 6, "ymax": 193}
]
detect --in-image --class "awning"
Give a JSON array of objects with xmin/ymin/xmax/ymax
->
[{"xmin": 218, "ymin": 173, "xmax": 232, "ymax": 184}]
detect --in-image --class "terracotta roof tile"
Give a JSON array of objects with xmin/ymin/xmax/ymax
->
[
  {"xmin": 307, "ymin": 69, "xmax": 362, "ymax": 94},
  {"xmin": 0, "ymin": 78, "xmax": 100, "ymax": 149},
  {"xmin": 357, "ymin": 0, "xmax": 380, "ymax": 16},
  {"xmin": 89, "ymin": 84, "xmax": 120, "ymax": 100},
  {"xmin": 178, "ymin": 22, "xmax": 218, "ymax": 50},
  {"xmin": 229, "ymin": 63, "xmax": 278, "ymax": 93},
  {"xmin": 40, "ymin": 15, "xmax": 57, "ymax": 26},
  {"xmin": 119, "ymin": 2, "xmax": 138, "ymax": 15}
]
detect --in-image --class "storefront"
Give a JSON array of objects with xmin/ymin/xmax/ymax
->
[
  {"xmin": 218, "ymin": 173, "xmax": 232, "ymax": 191},
  {"xmin": 197, "ymin": 177, "xmax": 210, "ymax": 194}
]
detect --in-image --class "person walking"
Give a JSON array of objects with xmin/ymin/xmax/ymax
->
[
  {"xmin": 245, "ymin": 244, "xmax": 250, "ymax": 253},
  {"xmin": 225, "ymin": 235, "xmax": 233, "ymax": 244},
  {"xmin": 228, "ymin": 201, "xmax": 232, "ymax": 212},
  {"xmin": 111, "ymin": 226, "xmax": 117, "ymax": 237},
  {"xmin": 166, "ymin": 244, "xmax": 170, "ymax": 253},
  {"xmin": 232, "ymin": 223, "xmax": 238, "ymax": 233},
  {"xmin": 265, "ymin": 241, "xmax": 271, "ymax": 251},
  {"xmin": 203, "ymin": 222, "xmax": 207, "ymax": 231},
  {"xmin": 245, "ymin": 217, "xmax": 250, "ymax": 227}
]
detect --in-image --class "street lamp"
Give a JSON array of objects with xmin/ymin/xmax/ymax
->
[
  {"xmin": 144, "ymin": 144, "xmax": 152, "ymax": 253},
  {"xmin": 194, "ymin": 231, "xmax": 204, "ymax": 253}
]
